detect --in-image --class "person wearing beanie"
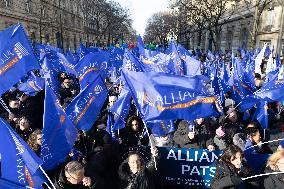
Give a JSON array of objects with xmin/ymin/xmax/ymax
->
[{"xmin": 214, "ymin": 126, "xmax": 228, "ymax": 150}]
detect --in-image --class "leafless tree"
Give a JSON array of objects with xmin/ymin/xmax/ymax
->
[
  {"xmin": 236, "ymin": 0, "xmax": 273, "ymax": 49},
  {"xmin": 80, "ymin": 0, "xmax": 134, "ymax": 46},
  {"xmin": 144, "ymin": 11, "xmax": 178, "ymax": 46},
  {"xmin": 171, "ymin": 0, "xmax": 237, "ymax": 50}
]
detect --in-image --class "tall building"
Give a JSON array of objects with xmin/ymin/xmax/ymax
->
[
  {"xmin": 178, "ymin": 0, "xmax": 284, "ymax": 55},
  {"xmin": 0, "ymin": 0, "xmax": 102, "ymax": 50}
]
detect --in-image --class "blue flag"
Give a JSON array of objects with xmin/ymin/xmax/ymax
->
[
  {"xmin": 253, "ymin": 74, "xmax": 284, "ymax": 101},
  {"xmin": 147, "ymin": 120, "xmax": 175, "ymax": 137},
  {"xmin": 0, "ymin": 118, "xmax": 46, "ymax": 188},
  {"xmin": 123, "ymin": 49, "xmax": 145, "ymax": 72},
  {"xmin": 106, "ymin": 112, "xmax": 116, "ymax": 139},
  {"xmin": 110, "ymin": 85, "xmax": 131, "ymax": 130},
  {"xmin": 18, "ymin": 72, "xmax": 45, "ymax": 96},
  {"xmin": 56, "ymin": 52, "xmax": 77, "ymax": 76},
  {"xmin": 65, "ymin": 50, "xmax": 78, "ymax": 65},
  {"xmin": 122, "ymin": 70, "xmax": 222, "ymax": 121},
  {"xmin": 76, "ymin": 43, "xmax": 88, "ymax": 60},
  {"xmin": 65, "ymin": 75, "xmax": 108, "ymax": 131},
  {"xmin": 0, "ymin": 23, "xmax": 40, "ymax": 95},
  {"xmin": 109, "ymin": 47, "xmax": 124, "ymax": 69},
  {"xmin": 41, "ymin": 83, "xmax": 77, "ymax": 170},
  {"xmin": 166, "ymin": 41, "xmax": 184, "ymax": 75},
  {"xmin": 0, "ymin": 177, "xmax": 26, "ymax": 189},
  {"xmin": 177, "ymin": 44, "xmax": 193, "ymax": 60},
  {"xmin": 75, "ymin": 52, "xmax": 109, "ymax": 90},
  {"xmin": 39, "ymin": 56, "xmax": 62, "ymax": 95},
  {"xmin": 254, "ymin": 101, "xmax": 268, "ymax": 129}
]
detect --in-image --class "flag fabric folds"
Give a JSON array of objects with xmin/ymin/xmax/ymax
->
[
  {"xmin": 0, "ymin": 117, "xmax": 46, "ymax": 188},
  {"xmin": 122, "ymin": 70, "xmax": 222, "ymax": 122},
  {"xmin": 110, "ymin": 85, "xmax": 132, "ymax": 131},
  {"xmin": 18, "ymin": 73, "xmax": 45, "ymax": 96},
  {"xmin": 147, "ymin": 120, "xmax": 175, "ymax": 137},
  {"xmin": 41, "ymin": 82, "xmax": 77, "ymax": 170},
  {"xmin": 66, "ymin": 75, "xmax": 108, "ymax": 131},
  {"xmin": 0, "ymin": 23, "xmax": 40, "ymax": 95},
  {"xmin": 75, "ymin": 52, "xmax": 109, "ymax": 90}
]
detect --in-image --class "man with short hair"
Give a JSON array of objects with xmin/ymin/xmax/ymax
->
[{"xmin": 54, "ymin": 161, "xmax": 94, "ymax": 189}]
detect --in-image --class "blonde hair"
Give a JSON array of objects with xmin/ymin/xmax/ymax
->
[{"xmin": 266, "ymin": 150, "xmax": 284, "ymax": 171}]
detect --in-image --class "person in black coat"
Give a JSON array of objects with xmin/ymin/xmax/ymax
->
[
  {"xmin": 58, "ymin": 77, "xmax": 79, "ymax": 107},
  {"xmin": 173, "ymin": 119, "xmax": 215, "ymax": 150},
  {"xmin": 53, "ymin": 161, "xmax": 94, "ymax": 189},
  {"xmin": 118, "ymin": 147, "xmax": 159, "ymax": 189},
  {"xmin": 120, "ymin": 116, "xmax": 150, "ymax": 148},
  {"xmin": 211, "ymin": 145, "xmax": 259, "ymax": 189},
  {"xmin": 263, "ymin": 150, "xmax": 284, "ymax": 189}
]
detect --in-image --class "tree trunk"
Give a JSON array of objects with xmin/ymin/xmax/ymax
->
[{"xmin": 197, "ymin": 29, "xmax": 202, "ymax": 47}]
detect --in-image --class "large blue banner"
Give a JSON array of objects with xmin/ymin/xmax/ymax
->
[
  {"xmin": 66, "ymin": 75, "xmax": 108, "ymax": 131},
  {"xmin": 158, "ymin": 147, "xmax": 222, "ymax": 188},
  {"xmin": 0, "ymin": 23, "xmax": 40, "ymax": 95},
  {"xmin": 122, "ymin": 70, "xmax": 222, "ymax": 121}
]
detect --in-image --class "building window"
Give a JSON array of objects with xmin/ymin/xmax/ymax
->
[
  {"xmin": 240, "ymin": 28, "xmax": 248, "ymax": 49},
  {"xmin": 25, "ymin": 0, "xmax": 31, "ymax": 13},
  {"xmin": 1, "ymin": 0, "xmax": 10, "ymax": 8},
  {"xmin": 45, "ymin": 34, "xmax": 50, "ymax": 43},
  {"xmin": 226, "ymin": 30, "xmax": 233, "ymax": 50},
  {"xmin": 73, "ymin": 35, "xmax": 76, "ymax": 49},
  {"xmin": 41, "ymin": 5, "xmax": 46, "ymax": 18}
]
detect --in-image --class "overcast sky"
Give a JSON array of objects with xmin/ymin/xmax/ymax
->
[{"xmin": 113, "ymin": 0, "xmax": 170, "ymax": 36}]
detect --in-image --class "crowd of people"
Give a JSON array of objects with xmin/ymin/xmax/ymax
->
[{"xmin": 0, "ymin": 50, "xmax": 284, "ymax": 189}]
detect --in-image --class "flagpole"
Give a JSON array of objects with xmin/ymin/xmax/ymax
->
[
  {"xmin": 242, "ymin": 171, "xmax": 284, "ymax": 180},
  {"xmin": 0, "ymin": 97, "xmax": 11, "ymax": 113},
  {"xmin": 244, "ymin": 137, "xmax": 284, "ymax": 151},
  {"xmin": 142, "ymin": 120, "xmax": 157, "ymax": 170},
  {"xmin": 121, "ymin": 70, "xmax": 157, "ymax": 169},
  {"xmin": 264, "ymin": 129, "xmax": 266, "ymax": 141},
  {"xmin": 39, "ymin": 166, "xmax": 56, "ymax": 189},
  {"xmin": 43, "ymin": 182, "xmax": 52, "ymax": 189}
]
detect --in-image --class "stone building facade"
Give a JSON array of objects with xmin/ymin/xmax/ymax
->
[
  {"xmin": 0, "ymin": 0, "xmax": 104, "ymax": 50},
  {"xmin": 178, "ymin": 1, "xmax": 284, "ymax": 55}
]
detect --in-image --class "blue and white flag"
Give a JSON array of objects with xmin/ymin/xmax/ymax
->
[
  {"xmin": 147, "ymin": 120, "xmax": 175, "ymax": 137},
  {"xmin": 122, "ymin": 70, "xmax": 222, "ymax": 121},
  {"xmin": 110, "ymin": 85, "xmax": 131, "ymax": 130},
  {"xmin": 166, "ymin": 41, "xmax": 184, "ymax": 76},
  {"xmin": 41, "ymin": 83, "xmax": 77, "ymax": 170},
  {"xmin": 66, "ymin": 75, "xmax": 108, "ymax": 131},
  {"xmin": 75, "ymin": 52, "xmax": 109, "ymax": 90},
  {"xmin": 123, "ymin": 49, "xmax": 145, "ymax": 72},
  {"xmin": 0, "ymin": 23, "xmax": 40, "ymax": 95},
  {"xmin": 0, "ymin": 118, "xmax": 46, "ymax": 188},
  {"xmin": 18, "ymin": 72, "xmax": 45, "ymax": 96}
]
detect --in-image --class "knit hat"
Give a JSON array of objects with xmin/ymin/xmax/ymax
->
[{"xmin": 216, "ymin": 126, "xmax": 225, "ymax": 137}]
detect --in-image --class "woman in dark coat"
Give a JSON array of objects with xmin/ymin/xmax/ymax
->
[
  {"xmin": 263, "ymin": 150, "xmax": 284, "ymax": 189},
  {"xmin": 118, "ymin": 147, "xmax": 159, "ymax": 189},
  {"xmin": 120, "ymin": 116, "xmax": 149, "ymax": 148},
  {"xmin": 211, "ymin": 145, "xmax": 258, "ymax": 189}
]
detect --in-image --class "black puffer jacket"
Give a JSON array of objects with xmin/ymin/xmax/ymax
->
[
  {"xmin": 118, "ymin": 158, "xmax": 157, "ymax": 189},
  {"xmin": 211, "ymin": 161, "xmax": 258, "ymax": 189},
  {"xmin": 263, "ymin": 167, "xmax": 284, "ymax": 189},
  {"xmin": 53, "ymin": 168, "xmax": 94, "ymax": 189}
]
